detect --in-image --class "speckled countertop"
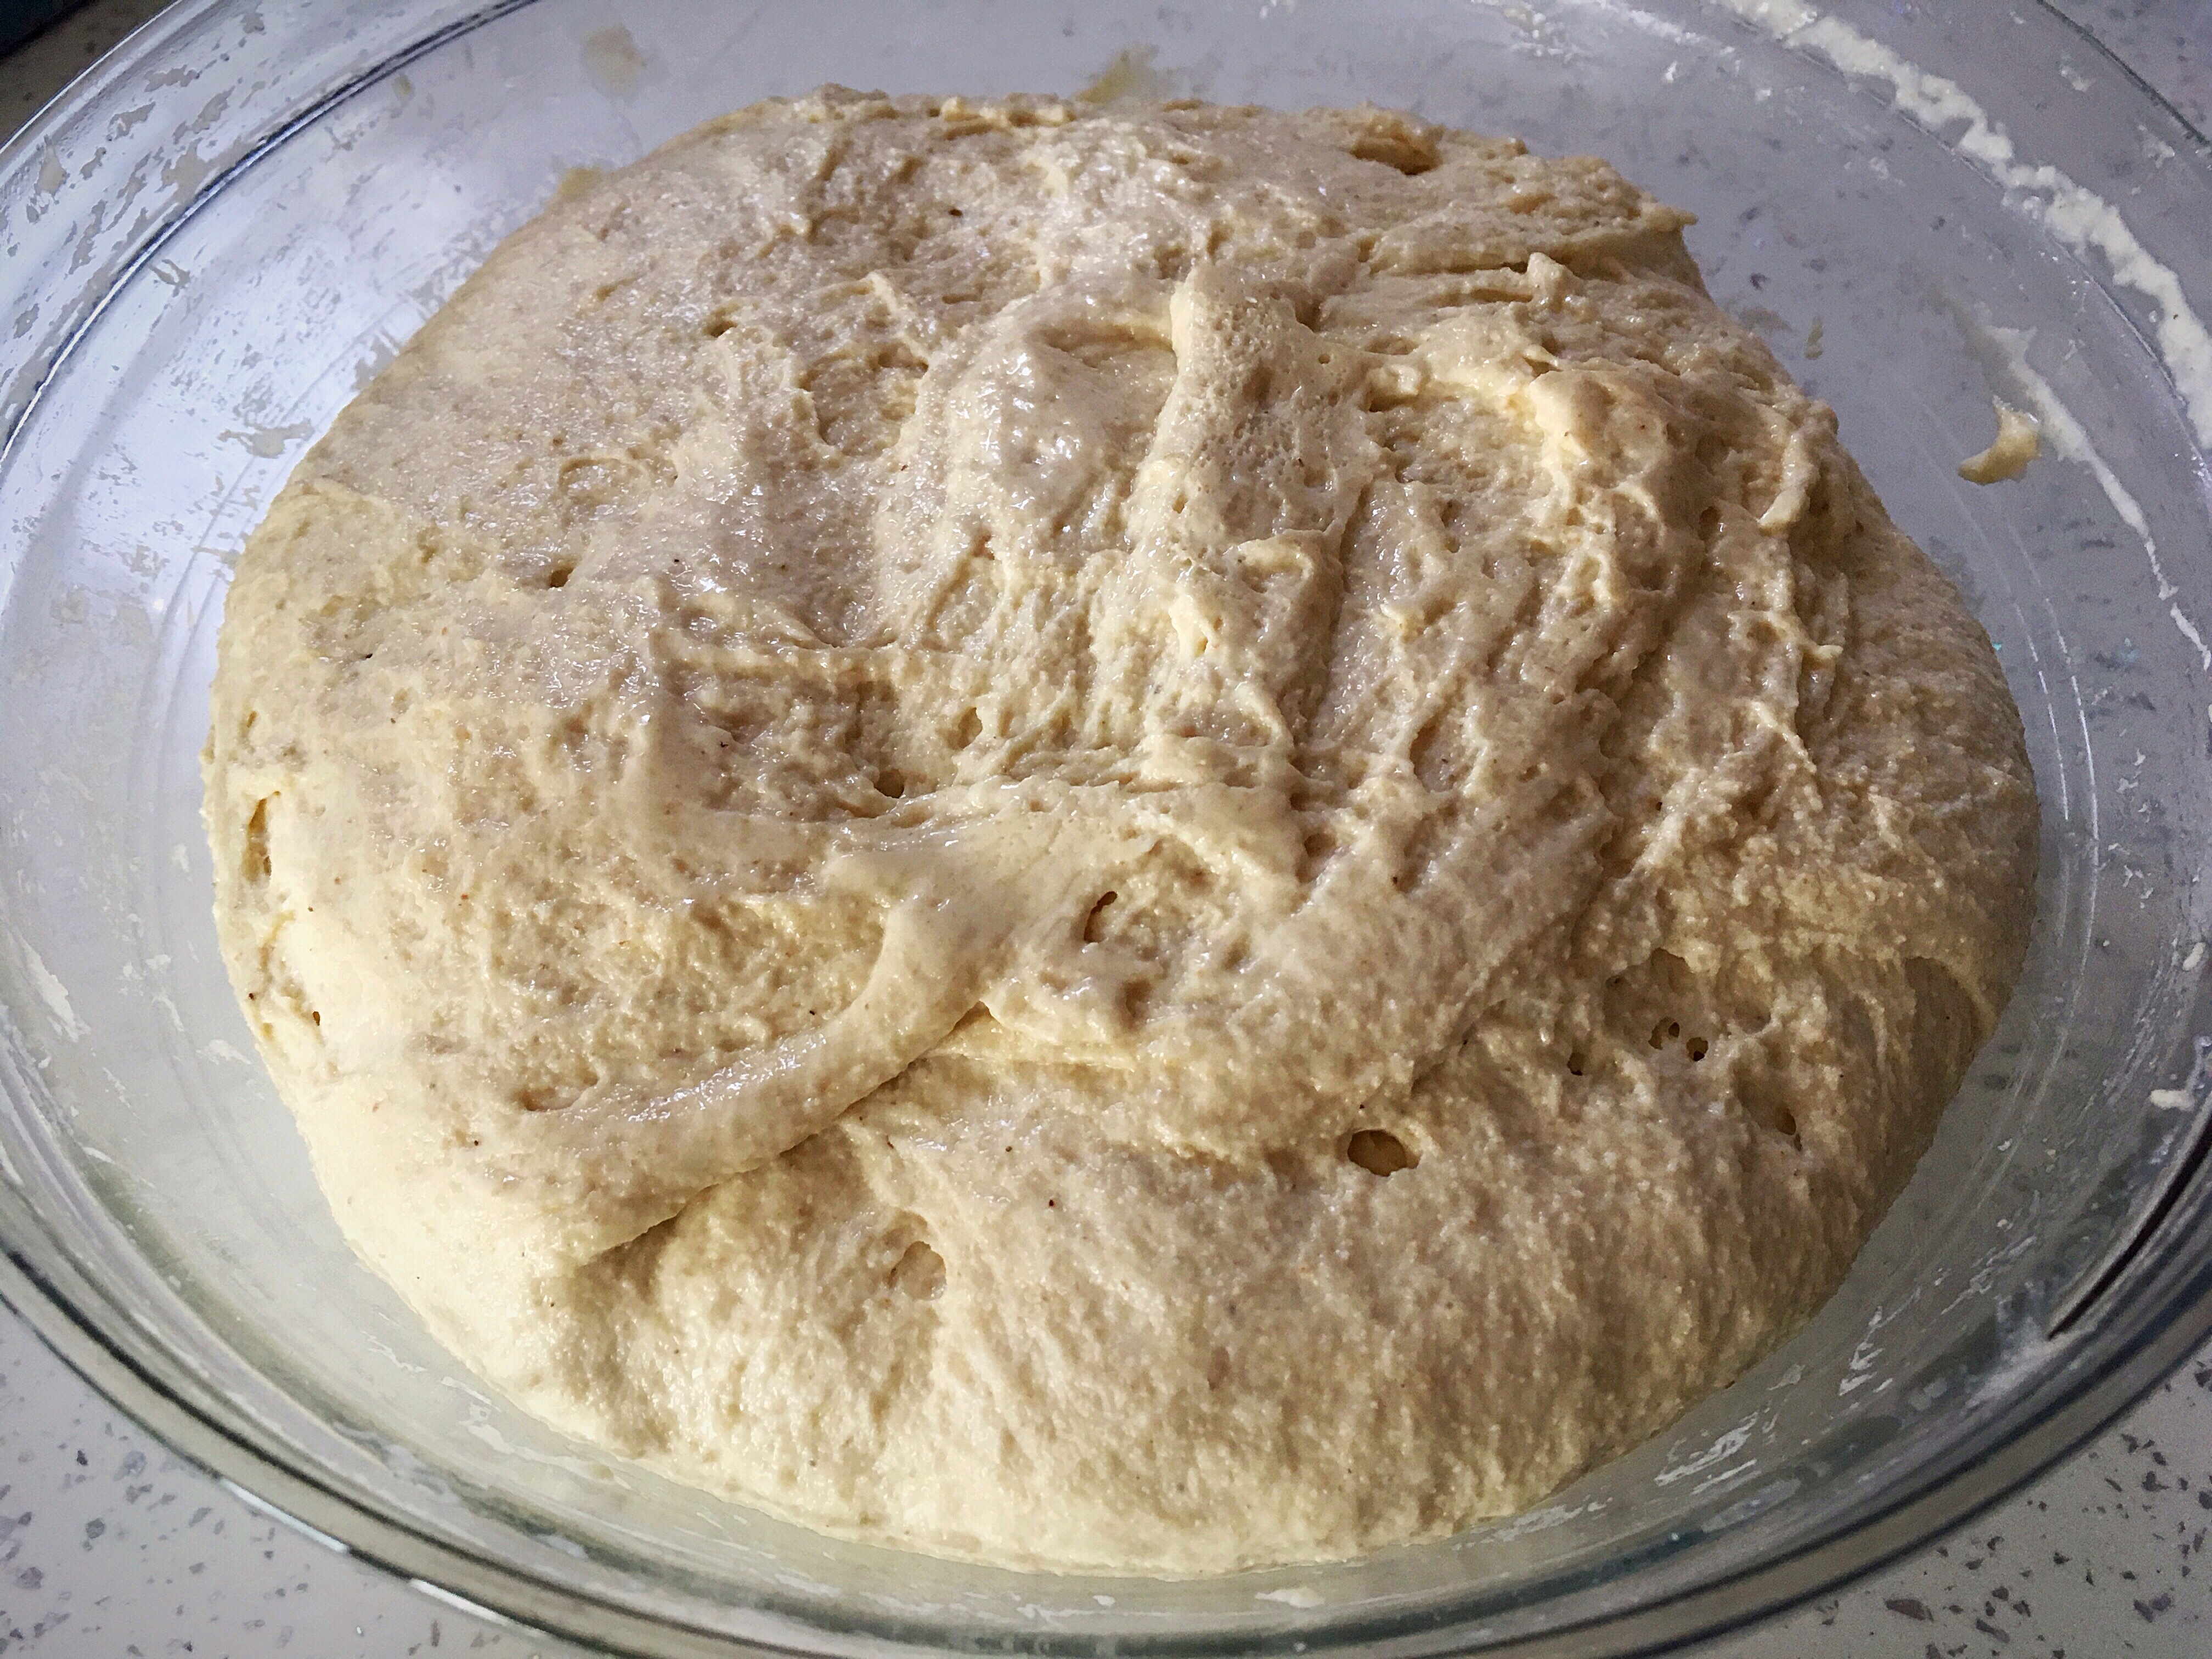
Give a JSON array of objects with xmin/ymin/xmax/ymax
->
[{"xmin": 5, "ymin": 2, "xmax": 2212, "ymax": 1655}]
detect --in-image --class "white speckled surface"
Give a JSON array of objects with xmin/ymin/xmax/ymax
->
[{"xmin": 4, "ymin": 2, "xmax": 2211, "ymax": 1654}]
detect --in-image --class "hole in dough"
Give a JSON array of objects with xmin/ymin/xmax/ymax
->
[
  {"xmin": 890, "ymin": 1239, "xmax": 946, "ymax": 1301},
  {"xmin": 1347, "ymin": 129, "xmax": 1439, "ymax": 176},
  {"xmin": 1346, "ymin": 1128, "xmax": 1417, "ymax": 1177},
  {"xmin": 242, "ymin": 797, "xmax": 272, "ymax": 883}
]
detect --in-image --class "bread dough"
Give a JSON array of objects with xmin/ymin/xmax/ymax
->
[
  {"xmin": 1958, "ymin": 398, "xmax": 2041, "ymax": 484},
  {"xmin": 204, "ymin": 89, "xmax": 2038, "ymax": 1574}
]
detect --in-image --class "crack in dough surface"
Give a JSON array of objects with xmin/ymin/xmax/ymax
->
[{"xmin": 205, "ymin": 89, "xmax": 2038, "ymax": 1574}]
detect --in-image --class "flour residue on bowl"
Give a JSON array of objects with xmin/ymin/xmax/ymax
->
[
  {"xmin": 1719, "ymin": 0, "xmax": 2212, "ymax": 449},
  {"xmin": 1940, "ymin": 292, "xmax": 2210, "ymax": 670},
  {"xmin": 217, "ymin": 420, "xmax": 315, "ymax": 459},
  {"xmin": 8, "ymin": 933, "xmax": 86, "ymax": 1041},
  {"xmin": 1654, "ymin": 1420, "xmax": 1757, "ymax": 1487},
  {"xmin": 581, "ymin": 26, "xmax": 645, "ymax": 99},
  {"xmin": 1075, "ymin": 45, "xmax": 1205, "ymax": 104}
]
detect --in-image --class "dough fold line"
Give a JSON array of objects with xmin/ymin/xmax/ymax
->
[{"xmin": 486, "ymin": 815, "xmax": 1122, "ymax": 1261}]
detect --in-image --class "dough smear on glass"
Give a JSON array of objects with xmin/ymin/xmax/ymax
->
[{"xmin": 205, "ymin": 89, "xmax": 2039, "ymax": 1574}]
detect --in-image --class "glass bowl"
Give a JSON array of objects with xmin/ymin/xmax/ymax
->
[{"xmin": 4, "ymin": 1, "xmax": 2211, "ymax": 1653}]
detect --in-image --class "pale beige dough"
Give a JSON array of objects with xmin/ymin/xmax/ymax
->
[
  {"xmin": 1959, "ymin": 398, "xmax": 2042, "ymax": 483},
  {"xmin": 205, "ymin": 89, "xmax": 2039, "ymax": 1574}
]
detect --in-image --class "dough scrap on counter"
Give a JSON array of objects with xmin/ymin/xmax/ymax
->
[{"xmin": 205, "ymin": 89, "xmax": 2038, "ymax": 1574}]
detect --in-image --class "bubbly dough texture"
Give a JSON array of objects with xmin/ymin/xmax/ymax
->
[{"xmin": 206, "ymin": 90, "xmax": 2038, "ymax": 1573}]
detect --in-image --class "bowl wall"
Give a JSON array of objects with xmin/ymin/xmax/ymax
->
[{"xmin": 4, "ymin": 2, "xmax": 2212, "ymax": 1654}]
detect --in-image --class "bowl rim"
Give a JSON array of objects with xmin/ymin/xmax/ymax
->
[
  {"xmin": 3, "ymin": 1, "xmax": 2212, "ymax": 1654},
  {"xmin": 4, "ymin": 1209, "xmax": 2211, "ymax": 1659}
]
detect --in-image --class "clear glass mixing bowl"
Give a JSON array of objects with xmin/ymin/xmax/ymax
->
[{"xmin": 4, "ymin": 1, "xmax": 2211, "ymax": 1653}]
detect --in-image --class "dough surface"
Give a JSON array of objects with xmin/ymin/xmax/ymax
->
[{"xmin": 205, "ymin": 89, "xmax": 2038, "ymax": 1574}]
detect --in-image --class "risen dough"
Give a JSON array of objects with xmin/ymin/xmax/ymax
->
[{"xmin": 205, "ymin": 89, "xmax": 2038, "ymax": 1573}]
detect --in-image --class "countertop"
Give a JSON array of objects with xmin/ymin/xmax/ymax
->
[{"xmin": 4, "ymin": 2, "xmax": 2212, "ymax": 1655}]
